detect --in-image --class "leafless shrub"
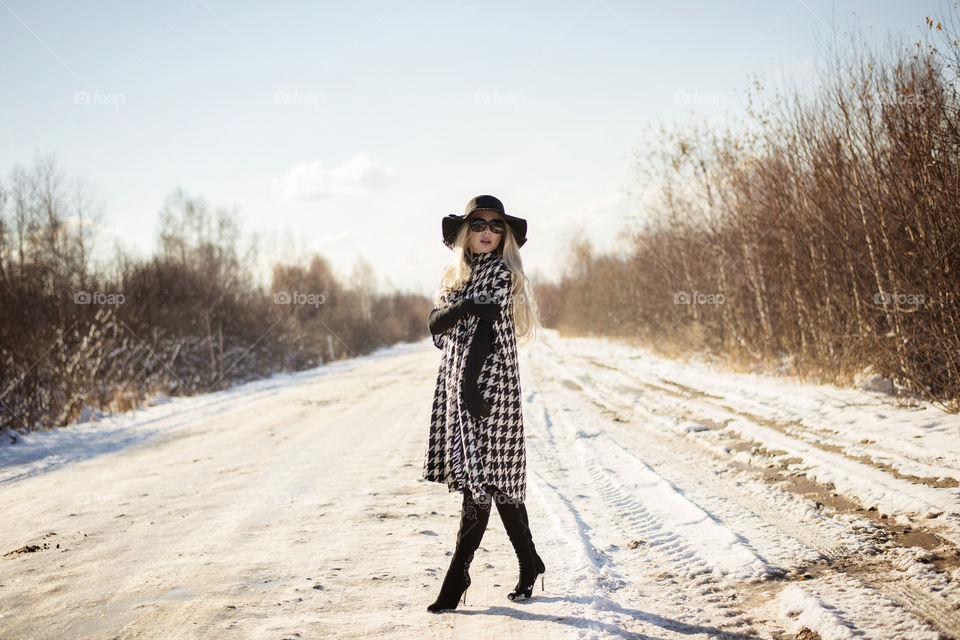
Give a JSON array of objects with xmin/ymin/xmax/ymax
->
[
  {"xmin": 0, "ymin": 166, "xmax": 430, "ymax": 435},
  {"xmin": 546, "ymin": 11, "xmax": 960, "ymax": 411}
]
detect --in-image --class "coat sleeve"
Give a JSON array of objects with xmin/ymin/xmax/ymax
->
[
  {"xmin": 429, "ymin": 289, "xmax": 455, "ymax": 350},
  {"xmin": 427, "ymin": 301, "xmax": 464, "ymax": 351},
  {"xmin": 489, "ymin": 262, "xmax": 514, "ymax": 358}
]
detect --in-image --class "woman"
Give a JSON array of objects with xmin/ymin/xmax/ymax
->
[{"xmin": 423, "ymin": 194, "xmax": 544, "ymax": 612}]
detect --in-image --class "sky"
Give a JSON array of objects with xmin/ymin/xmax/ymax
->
[{"xmin": 0, "ymin": 0, "xmax": 944, "ymax": 296}]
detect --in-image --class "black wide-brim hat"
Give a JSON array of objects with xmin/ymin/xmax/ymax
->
[{"xmin": 442, "ymin": 194, "xmax": 528, "ymax": 249}]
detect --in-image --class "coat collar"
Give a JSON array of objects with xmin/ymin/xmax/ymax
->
[{"xmin": 469, "ymin": 250, "xmax": 498, "ymax": 266}]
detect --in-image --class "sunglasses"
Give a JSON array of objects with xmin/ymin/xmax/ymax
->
[{"xmin": 468, "ymin": 218, "xmax": 505, "ymax": 234}]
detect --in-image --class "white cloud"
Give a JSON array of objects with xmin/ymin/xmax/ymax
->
[{"xmin": 272, "ymin": 153, "xmax": 395, "ymax": 203}]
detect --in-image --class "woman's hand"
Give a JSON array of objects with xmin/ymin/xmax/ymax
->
[
  {"xmin": 461, "ymin": 299, "xmax": 501, "ymax": 323},
  {"xmin": 427, "ymin": 298, "xmax": 500, "ymax": 335},
  {"xmin": 463, "ymin": 382, "xmax": 492, "ymax": 420}
]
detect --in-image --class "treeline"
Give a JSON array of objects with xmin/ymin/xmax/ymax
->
[
  {"xmin": 0, "ymin": 159, "xmax": 429, "ymax": 436},
  {"xmin": 542, "ymin": 14, "xmax": 960, "ymax": 410}
]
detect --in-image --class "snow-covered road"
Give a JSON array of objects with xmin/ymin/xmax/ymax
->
[{"xmin": 2, "ymin": 329, "xmax": 959, "ymax": 639}]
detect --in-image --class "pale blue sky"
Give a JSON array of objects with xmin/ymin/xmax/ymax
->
[{"xmin": 0, "ymin": 0, "xmax": 941, "ymax": 295}]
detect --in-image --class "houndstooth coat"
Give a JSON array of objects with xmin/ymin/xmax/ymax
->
[{"xmin": 423, "ymin": 250, "xmax": 526, "ymax": 502}]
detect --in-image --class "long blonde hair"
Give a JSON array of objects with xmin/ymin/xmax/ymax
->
[{"xmin": 433, "ymin": 215, "xmax": 541, "ymax": 346}]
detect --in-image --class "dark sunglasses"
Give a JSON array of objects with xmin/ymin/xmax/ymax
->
[{"xmin": 468, "ymin": 218, "xmax": 505, "ymax": 234}]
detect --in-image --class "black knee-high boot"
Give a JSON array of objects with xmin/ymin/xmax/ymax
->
[
  {"xmin": 493, "ymin": 492, "xmax": 545, "ymax": 601},
  {"xmin": 518, "ymin": 502, "xmax": 546, "ymax": 587},
  {"xmin": 427, "ymin": 489, "xmax": 491, "ymax": 612}
]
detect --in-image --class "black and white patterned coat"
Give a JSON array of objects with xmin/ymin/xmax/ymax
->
[{"xmin": 423, "ymin": 250, "xmax": 526, "ymax": 502}]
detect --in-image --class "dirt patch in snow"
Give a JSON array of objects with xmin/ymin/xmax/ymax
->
[{"xmin": 750, "ymin": 461, "xmax": 960, "ymax": 573}]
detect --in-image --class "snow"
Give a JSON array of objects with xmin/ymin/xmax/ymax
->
[
  {"xmin": 549, "ymin": 335, "xmax": 960, "ymax": 542},
  {"xmin": 775, "ymin": 584, "xmax": 857, "ymax": 640},
  {"xmin": 1, "ymin": 329, "xmax": 958, "ymax": 639}
]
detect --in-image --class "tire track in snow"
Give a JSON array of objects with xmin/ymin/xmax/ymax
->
[
  {"xmin": 524, "ymin": 378, "xmax": 771, "ymax": 637},
  {"xmin": 552, "ymin": 346, "xmax": 955, "ymax": 550},
  {"xmin": 529, "ymin": 346, "xmax": 850, "ymax": 561},
  {"xmin": 565, "ymin": 349, "xmax": 959, "ymax": 529},
  {"xmin": 529, "ymin": 342, "xmax": 960, "ymax": 639}
]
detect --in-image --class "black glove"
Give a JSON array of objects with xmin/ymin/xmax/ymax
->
[
  {"xmin": 427, "ymin": 298, "xmax": 501, "ymax": 335},
  {"xmin": 462, "ymin": 318, "xmax": 494, "ymax": 420},
  {"xmin": 461, "ymin": 298, "xmax": 501, "ymax": 323}
]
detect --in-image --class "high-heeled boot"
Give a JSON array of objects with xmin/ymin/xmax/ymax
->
[
  {"xmin": 427, "ymin": 489, "xmax": 491, "ymax": 612},
  {"xmin": 518, "ymin": 502, "xmax": 546, "ymax": 590},
  {"xmin": 493, "ymin": 493, "xmax": 545, "ymax": 601}
]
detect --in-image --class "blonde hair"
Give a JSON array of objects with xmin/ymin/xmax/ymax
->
[{"xmin": 433, "ymin": 214, "xmax": 541, "ymax": 346}]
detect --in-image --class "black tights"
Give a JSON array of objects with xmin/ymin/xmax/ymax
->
[{"xmin": 456, "ymin": 484, "xmax": 533, "ymax": 557}]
